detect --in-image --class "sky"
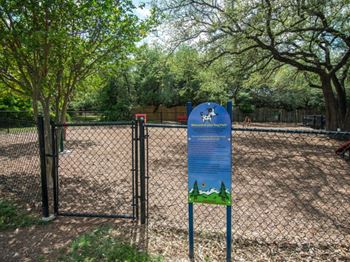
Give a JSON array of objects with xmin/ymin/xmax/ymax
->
[
  {"xmin": 132, "ymin": 0, "xmax": 159, "ymax": 45},
  {"xmin": 133, "ymin": 0, "xmax": 152, "ymax": 19},
  {"xmin": 132, "ymin": 0, "xmax": 172, "ymax": 47}
]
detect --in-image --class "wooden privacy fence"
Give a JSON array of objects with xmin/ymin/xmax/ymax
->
[
  {"xmin": 132, "ymin": 105, "xmax": 187, "ymax": 122},
  {"xmin": 234, "ymin": 108, "xmax": 322, "ymax": 123},
  {"xmin": 132, "ymin": 106, "xmax": 321, "ymax": 123}
]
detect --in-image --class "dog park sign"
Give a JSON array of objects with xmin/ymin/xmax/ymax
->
[{"xmin": 187, "ymin": 102, "xmax": 232, "ymax": 261}]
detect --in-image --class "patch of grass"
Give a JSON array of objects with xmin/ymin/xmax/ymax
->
[
  {"xmin": 189, "ymin": 192, "xmax": 232, "ymax": 205},
  {"xmin": 70, "ymin": 115, "xmax": 101, "ymax": 122},
  {"xmin": 60, "ymin": 227, "xmax": 162, "ymax": 262},
  {"xmin": 0, "ymin": 126, "xmax": 36, "ymax": 133},
  {"xmin": 0, "ymin": 199, "xmax": 43, "ymax": 230}
]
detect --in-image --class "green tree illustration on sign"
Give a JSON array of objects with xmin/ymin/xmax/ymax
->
[
  {"xmin": 192, "ymin": 180, "xmax": 200, "ymax": 200},
  {"xmin": 219, "ymin": 182, "xmax": 227, "ymax": 201}
]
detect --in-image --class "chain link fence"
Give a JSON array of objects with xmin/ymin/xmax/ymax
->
[
  {"xmin": 0, "ymin": 111, "xmax": 34, "ymax": 131},
  {"xmin": 53, "ymin": 122, "xmax": 136, "ymax": 218},
  {"xmin": 1, "ymin": 116, "xmax": 349, "ymax": 258},
  {"xmin": 146, "ymin": 125, "xmax": 350, "ymax": 248},
  {"xmin": 0, "ymin": 118, "xmax": 41, "ymax": 209}
]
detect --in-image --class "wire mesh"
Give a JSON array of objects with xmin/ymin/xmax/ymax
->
[
  {"xmin": 55, "ymin": 123, "xmax": 135, "ymax": 217},
  {"xmin": 0, "ymin": 111, "xmax": 34, "ymax": 130},
  {"xmin": 146, "ymin": 125, "xmax": 350, "ymax": 247},
  {"xmin": 0, "ymin": 119, "xmax": 41, "ymax": 209}
]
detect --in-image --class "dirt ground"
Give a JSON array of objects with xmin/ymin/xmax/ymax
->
[
  {"xmin": 1, "ymin": 124, "xmax": 350, "ymax": 261},
  {"xmin": 1, "ymin": 216, "xmax": 349, "ymax": 262},
  {"xmin": 146, "ymin": 127, "xmax": 350, "ymax": 245}
]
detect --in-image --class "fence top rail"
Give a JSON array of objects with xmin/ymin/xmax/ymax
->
[
  {"xmin": 233, "ymin": 127, "xmax": 350, "ymax": 135},
  {"xmin": 55, "ymin": 121, "xmax": 133, "ymax": 127},
  {"xmin": 145, "ymin": 123, "xmax": 350, "ymax": 136},
  {"xmin": 145, "ymin": 123, "xmax": 187, "ymax": 129},
  {"xmin": 66, "ymin": 110, "xmax": 103, "ymax": 113},
  {"xmin": 0, "ymin": 110, "xmax": 33, "ymax": 113}
]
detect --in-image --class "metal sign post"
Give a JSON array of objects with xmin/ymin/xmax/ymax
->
[{"xmin": 186, "ymin": 102, "xmax": 195, "ymax": 260}]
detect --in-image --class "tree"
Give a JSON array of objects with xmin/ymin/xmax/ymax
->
[
  {"xmin": 134, "ymin": 46, "xmax": 168, "ymax": 108},
  {"xmin": 0, "ymin": 0, "xmax": 149, "ymax": 124},
  {"xmin": 0, "ymin": 0, "xmax": 151, "ymax": 182},
  {"xmin": 218, "ymin": 181, "xmax": 227, "ymax": 202},
  {"xmin": 133, "ymin": 45, "xmax": 200, "ymax": 108},
  {"xmin": 168, "ymin": 45, "xmax": 201, "ymax": 104},
  {"xmin": 160, "ymin": 0, "xmax": 350, "ymax": 130},
  {"xmin": 245, "ymin": 67, "xmax": 325, "ymax": 111},
  {"xmin": 99, "ymin": 72, "xmax": 134, "ymax": 121},
  {"xmin": 236, "ymin": 91, "xmax": 255, "ymax": 115},
  {"xmin": 0, "ymin": 86, "xmax": 31, "ymax": 112},
  {"xmin": 69, "ymin": 74, "xmax": 104, "ymax": 112},
  {"xmin": 0, "ymin": 86, "xmax": 33, "ymax": 124},
  {"xmin": 197, "ymin": 56, "xmax": 244, "ymax": 104},
  {"xmin": 267, "ymin": 67, "xmax": 325, "ymax": 111},
  {"xmin": 191, "ymin": 180, "xmax": 200, "ymax": 200}
]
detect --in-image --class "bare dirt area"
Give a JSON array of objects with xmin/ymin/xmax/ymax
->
[
  {"xmin": 0, "ymin": 129, "xmax": 41, "ymax": 208},
  {"xmin": 233, "ymin": 121, "xmax": 309, "ymax": 129},
  {"xmin": 0, "ymin": 217, "xmax": 349, "ymax": 262},
  {"xmin": 1, "ymin": 125, "xmax": 350, "ymax": 261},
  {"xmin": 146, "ymin": 127, "xmax": 350, "ymax": 253},
  {"xmin": 57, "ymin": 125, "xmax": 134, "ymax": 216}
]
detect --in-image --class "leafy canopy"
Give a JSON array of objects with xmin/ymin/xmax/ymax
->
[{"xmin": 0, "ymin": 0, "xmax": 153, "ymax": 122}]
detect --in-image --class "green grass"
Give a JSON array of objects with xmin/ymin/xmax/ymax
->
[
  {"xmin": 0, "ymin": 126, "xmax": 36, "ymax": 133},
  {"xmin": 0, "ymin": 199, "xmax": 43, "ymax": 230},
  {"xmin": 59, "ymin": 227, "xmax": 162, "ymax": 262},
  {"xmin": 70, "ymin": 115, "xmax": 102, "ymax": 122},
  {"xmin": 189, "ymin": 192, "xmax": 232, "ymax": 205}
]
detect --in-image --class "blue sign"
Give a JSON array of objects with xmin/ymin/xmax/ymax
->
[{"xmin": 187, "ymin": 102, "xmax": 232, "ymax": 205}]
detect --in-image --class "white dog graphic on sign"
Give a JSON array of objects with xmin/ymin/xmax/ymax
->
[{"xmin": 200, "ymin": 107, "xmax": 217, "ymax": 123}]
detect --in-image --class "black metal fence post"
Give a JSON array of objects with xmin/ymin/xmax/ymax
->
[
  {"xmin": 320, "ymin": 115, "xmax": 325, "ymax": 129},
  {"xmin": 313, "ymin": 115, "xmax": 316, "ymax": 128},
  {"xmin": 134, "ymin": 120, "xmax": 139, "ymax": 221},
  {"xmin": 139, "ymin": 118, "xmax": 146, "ymax": 224},
  {"xmin": 186, "ymin": 102, "xmax": 192, "ymax": 115},
  {"xmin": 226, "ymin": 101, "xmax": 233, "ymax": 123},
  {"xmin": 6, "ymin": 111, "xmax": 10, "ymax": 133},
  {"xmin": 131, "ymin": 121, "xmax": 135, "ymax": 219},
  {"xmin": 145, "ymin": 125, "xmax": 149, "ymax": 223},
  {"xmin": 37, "ymin": 116, "xmax": 49, "ymax": 218}
]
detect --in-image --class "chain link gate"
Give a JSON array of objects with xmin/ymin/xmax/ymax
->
[{"xmin": 37, "ymin": 117, "xmax": 148, "ymax": 222}]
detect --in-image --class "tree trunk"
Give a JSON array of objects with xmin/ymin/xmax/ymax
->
[
  {"xmin": 41, "ymin": 99, "xmax": 53, "ymax": 187},
  {"xmin": 344, "ymin": 110, "xmax": 350, "ymax": 131},
  {"xmin": 54, "ymin": 90, "xmax": 70, "ymax": 154},
  {"xmin": 321, "ymin": 75, "xmax": 342, "ymax": 130}
]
